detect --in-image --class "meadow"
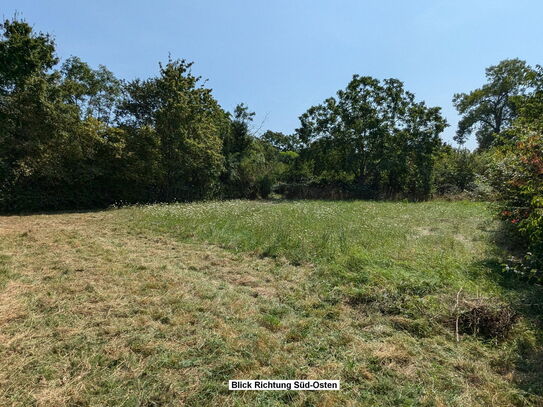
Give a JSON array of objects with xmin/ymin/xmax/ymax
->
[{"xmin": 0, "ymin": 200, "xmax": 542, "ymax": 406}]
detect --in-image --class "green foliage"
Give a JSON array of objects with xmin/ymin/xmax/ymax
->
[
  {"xmin": 487, "ymin": 127, "xmax": 543, "ymax": 280},
  {"xmin": 296, "ymin": 75, "xmax": 447, "ymax": 200},
  {"xmin": 0, "ymin": 16, "xmax": 232, "ymax": 210},
  {"xmin": 0, "ymin": 18, "xmax": 63, "ymax": 209},
  {"xmin": 0, "ymin": 17, "xmax": 455, "ymax": 210},
  {"xmin": 0, "ymin": 73, "xmax": 80, "ymax": 209},
  {"xmin": 433, "ymin": 144, "xmax": 478, "ymax": 195},
  {"xmin": 261, "ymin": 130, "xmax": 301, "ymax": 152},
  {"xmin": 480, "ymin": 67, "xmax": 543, "ymax": 280},
  {"xmin": 220, "ymin": 104, "xmax": 283, "ymax": 198},
  {"xmin": 0, "ymin": 19, "xmax": 129, "ymax": 210},
  {"xmin": 0, "ymin": 18, "xmax": 57, "ymax": 92},
  {"xmin": 453, "ymin": 59, "xmax": 536, "ymax": 150},
  {"xmin": 118, "ymin": 59, "xmax": 227, "ymax": 202},
  {"xmin": 6, "ymin": 16, "xmax": 543, "ymax": 222},
  {"xmin": 60, "ymin": 56, "xmax": 121, "ymax": 124}
]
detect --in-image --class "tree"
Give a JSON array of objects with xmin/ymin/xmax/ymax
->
[
  {"xmin": 481, "ymin": 66, "xmax": 543, "ymax": 279},
  {"xmin": 261, "ymin": 130, "xmax": 300, "ymax": 152},
  {"xmin": 118, "ymin": 59, "xmax": 227, "ymax": 201},
  {"xmin": 0, "ymin": 18, "xmax": 131, "ymax": 211},
  {"xmin": 296, "ymin": 75, "xmax": 447, "ymax": 199},
  {"xmin": 453, "ymin": 59, "xmax": 536, "ymax": 150},
  {"xmin": 514, "ymin": 64, "xmax": 543, "ymax": 128},
  {"xmin": 60, "ymin": 56, "xmax": 122, "ymax": 124},
  {"xmin": 223, "ymin": 103, "xmax": 254, "ymax": 157},
  {"xmin": 0, "ymin": 18, "xmax": 57, "ymax": 93},
  {"xmin": 0, "ymin": 18, "xmax": 75, "ymax": 210},
  {"xmin": 220, "ymin": 104, "xmax": 280, "ymax": 198},
  {"xmin": 433, "ymin": 144, "xmax": 477, "ymax": 195}
]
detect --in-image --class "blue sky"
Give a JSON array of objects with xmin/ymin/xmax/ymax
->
[{"xmin": 3, "ymin": 0, "xmax": 543, "ymax": 149}]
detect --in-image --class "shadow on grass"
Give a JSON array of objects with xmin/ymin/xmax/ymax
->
[
  {"xmin": 475, "ymin": 220, "xmax": 543, "ymax": 398},
  {"xmin": 0, "ymin": 207, "xmax": 109, "ymax": 217},
  {"xmin": 472, "ymin": 259, "xmax": 543, "ymax": 398}
]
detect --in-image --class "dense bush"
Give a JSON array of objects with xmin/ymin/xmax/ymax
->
[
  {"xmin": 433, "ymin": 145, "xmax": 477, "ymax": 196},
  {"xmin": 482, "ymin": 67, "xmax": 543, "ymax": 280},
  {"xmin": 486, "ymin": 127, "xmax": 543, "ymax": 279},
  {"xmin": 274, "ymin": 180, "xmax": 373, "ymax": 200}
]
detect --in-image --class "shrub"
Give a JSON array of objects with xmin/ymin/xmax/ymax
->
[
  {"xmin": 433, "ymin": 146, "xmax": 477, "ymax": 195},
  {"xmin": 487, "ymin": 127, "xmax": 543, "ymax": 280}
]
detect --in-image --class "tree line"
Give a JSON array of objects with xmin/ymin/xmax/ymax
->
[
  {"xmin": 0, "ymin": 18, "xmax": 542, "ymax": 276},
  {"xmin": 0, "ymin": 17, "xmax": 447, "ymax": 210}
]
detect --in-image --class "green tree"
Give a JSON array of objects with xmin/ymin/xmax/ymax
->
[
  {"xmin": 0, "ymin": 18, "xmax": 133, "ymax": 210},
  {"xmin": 0, "ymin": 18, "xmax": 57, "ymax": 93},
  {"xmin": 118, "ymin": 59, "xmax": 227, "ymax": 201},
  {"xmin": 514, "ymin": 64, "xmax": 543, "ymax": 128},
  {"xmin": 221, "ymin": 104, "xmax": 280, "ymax": 198},
  {"xmin": 453, "ymin": 59, "xmax": 535, "ymax": 150},
  {"xmin": 482, "ymin": 66, "xmax": 543, "ymax": 278},
  {"xmin": 60, "ymin": 56, "xmax": 122, "ymax": 124},
  {"xmin": 297, "ymin": 75, "xmax": 447, "ymax": 199},
  {"xmin": 224, "ymin": 103, "xmax": 254, "ymax": 155},
  {"xmin": 0, "ymin": 18, "xmax": 76, "ymax": 210},
  {"xmin": 433, "ymin": 144, "xmax": 477, "ymax": 195},
  {"xmin": 261, "ymin": 130, "xmax": 300, "ymax": 152}
]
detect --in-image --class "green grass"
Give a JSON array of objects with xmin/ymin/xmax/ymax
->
[
  {"xmin": 0, "ymin": 200, "xmax": 542, "ymax": 406},
  {"xmin": 121, "ymin": 199, "xmax": 543, "ymax": 405},
  {"xmin": 127, "ymin": 200, "xmax": 509, "ymax": 300}
]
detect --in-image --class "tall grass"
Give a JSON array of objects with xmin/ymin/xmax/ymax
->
[{"xmin": 128, "ymin": 200, "xmax": 501, "ymax": 297}]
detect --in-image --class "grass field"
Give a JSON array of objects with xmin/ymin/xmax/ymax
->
[{"xmin": 1, "ymin": 200, "xmax": 542, "ymax": 406}]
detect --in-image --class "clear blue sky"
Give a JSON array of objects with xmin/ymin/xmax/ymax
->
[{"xmin": 4, "ymin": 0, "xmax": 543, "ymax": 149}]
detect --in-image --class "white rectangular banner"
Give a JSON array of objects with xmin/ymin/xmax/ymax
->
[{"xmin": 229, "ymin": 380, "xmax": 340, "ymax": 391}]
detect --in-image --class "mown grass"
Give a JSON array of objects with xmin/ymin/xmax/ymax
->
[{"xmin": 0, "ymin": 200, "xmax": 542, "ymax": 406}]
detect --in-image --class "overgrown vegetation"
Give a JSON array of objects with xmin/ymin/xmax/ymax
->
[
  {"xmin": 451, "ymin": 60, "xmax": 543, "ymax": 279},
  {"xmin": 295, "ymin": 76, "xmax": 447, "ymax": 200},
  {"xmin": 485, "ymin": 111, "xmax": 543, "ymax": 279}
]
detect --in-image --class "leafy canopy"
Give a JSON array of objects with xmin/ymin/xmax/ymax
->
[
  {"xmin": 453, "ymin": 59, "xmax": 536, "ymax": 150},
  {"xmin": 296, "ymin": 75, "xmax": 447, "ymax": 199}
]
